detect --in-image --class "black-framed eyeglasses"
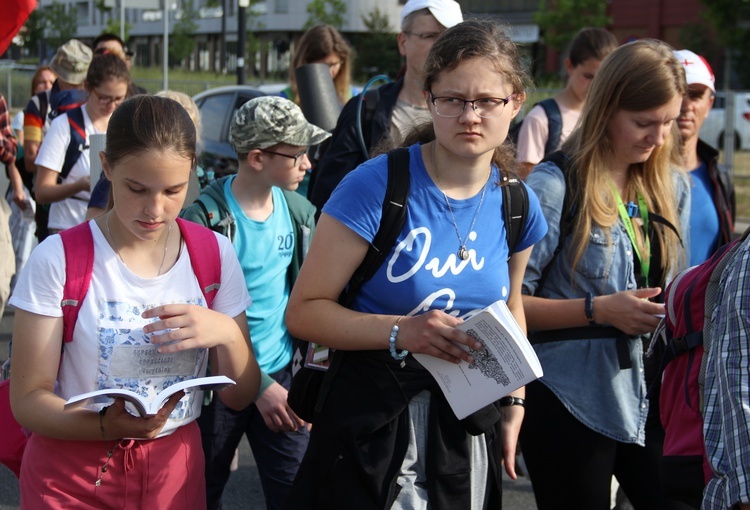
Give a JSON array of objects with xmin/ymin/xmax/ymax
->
[
  {"xmin": 91, "ymin": 88, "xmax": 126, "ymax": 106},
  {"xmin": 403, "ymin": 30, "xmax": 443, "ymax": 41},
  {"xmin": 259, "ymin": 147, "xmax": 309, "ymax": 165},
  {"xmin": 429, "ymin": 93, "xmax": 517, "ymax": 118}
]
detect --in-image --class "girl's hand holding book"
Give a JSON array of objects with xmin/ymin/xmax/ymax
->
[
  {"xmin": 100, "ymin": 391, "xmax": 184, "ymax": 440},
  {"xmin": 142, "ymin": 303, "xmax": 242, "ymax": 353}
]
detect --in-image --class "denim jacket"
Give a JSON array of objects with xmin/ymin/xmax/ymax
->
[{"xmin": 522, "ymin": 160, "xmax": 691, "ymax": 444}]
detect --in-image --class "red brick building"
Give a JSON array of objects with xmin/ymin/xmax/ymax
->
[{"xmin": 463, "ymin": 0, "xmax": 727, "ymax": 86}]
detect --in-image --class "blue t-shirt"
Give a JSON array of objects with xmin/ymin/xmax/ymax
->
[
  {"xmin": 689, "ymin": 162, "xmax": 721, "ymax": 265},
  {"xmin": 323, "ymin": 143, "xmax": 547, "ymax": 319},
  {"xmin": 225, "ymin": 177, "xmax": 294, "ymax": 374}
]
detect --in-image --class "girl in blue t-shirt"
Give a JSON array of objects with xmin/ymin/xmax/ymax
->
[{"xmin": 283, "ymin": 19, "xmax": 547, "ymax": 509}]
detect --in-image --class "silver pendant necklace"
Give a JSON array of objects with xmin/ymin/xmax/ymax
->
[
  {"xmin": 106, "ymin": 211, "xmax": 172, "ymax": 276},
  {"xmin": 430, "ymin": 143, "xmax": 490, "ymax": 261}
]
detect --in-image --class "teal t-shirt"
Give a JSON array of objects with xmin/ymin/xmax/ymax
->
[{"xmin": 224, "ymin": 177, "xmax": 294, "ymax": 374}]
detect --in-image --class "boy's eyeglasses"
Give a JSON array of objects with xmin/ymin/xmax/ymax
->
[
  {"xmin": 259, "ymin": 147, "xmax": 309, "ymax": 165},
  {"xmin": 429, "ymin": 93, "xmax": 517, "ymax": 118}
]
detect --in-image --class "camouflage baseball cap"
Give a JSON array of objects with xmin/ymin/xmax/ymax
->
[{"xmin": 230, "ymin": 96, "xmax": 331, "ymax": 154}]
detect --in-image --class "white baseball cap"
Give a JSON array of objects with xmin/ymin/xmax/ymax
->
[
  {"xmin": 673, "ymin": 49, "xmax": 715, "ymax": 92},
  {"xmin": 400, "ymin": 0, "xmax": 463, "ymax": 30}
]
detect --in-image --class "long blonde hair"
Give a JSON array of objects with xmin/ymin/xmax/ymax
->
[{"xmin": 562, "ymin": 39, "xmax": 686, "ymax": 282}]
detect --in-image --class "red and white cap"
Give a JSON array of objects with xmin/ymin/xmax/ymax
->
[
  {"xmin": 673, "ymin": 49, "xmax": 715, "ymax": 92},
  {"xmin": 400, "ymin": 0, "xmax": 463, "ymax": 29}
]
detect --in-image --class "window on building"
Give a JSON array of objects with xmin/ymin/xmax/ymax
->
[
  {"xmin": 76, "ymin": 1, "xmax": 89, "ymax": 25},
  {"xmin": 275, "ymin": 0, "xmax": 288, "ymax": 14}
]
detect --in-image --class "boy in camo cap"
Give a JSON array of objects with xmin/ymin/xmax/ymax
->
[{"xmin": 181, "ymin": 95, "xmax": 329, "ymax": 510}]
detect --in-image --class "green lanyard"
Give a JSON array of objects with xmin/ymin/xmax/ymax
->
[{"xmin": 611, "ymin": 183, "xmax": 650, "ymax": 284}]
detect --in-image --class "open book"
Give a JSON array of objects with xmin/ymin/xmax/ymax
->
[
  {"xmin": 64, "ymin": 375, "xmax": 235, "ymax": 417},
  {"xmin": 413, "ymin": 300, "xmax": 543, "ymax": 420}
]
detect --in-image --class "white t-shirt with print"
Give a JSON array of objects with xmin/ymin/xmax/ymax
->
[
  {"xmin": 9, "ymin": 221, "xmax": 251, "ymax": 436},
  {"xmin": 34, "ymin": 107, "xmax": 97, "ymax": 230}
]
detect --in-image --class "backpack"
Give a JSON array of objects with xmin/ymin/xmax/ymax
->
[
  {"xmin": 59, "ymin": 106, "xmax": 88, "ymax": 182},
  {"xmin": 507, "ymin": 98, "xmax": 563, "ymax": 157},
  {"xmin": 287, "ymin": 146, "xmax": 530, "ymax": 422},
  {"xmin": 647, "ymin": 228, "xmax": 750, "ymax": 508},
  {"xmin": 0, "ymin": 218, "xmax": 222, "ymax": 478}
]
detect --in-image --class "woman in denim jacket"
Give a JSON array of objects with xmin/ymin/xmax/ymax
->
[{"xmin": 519, "ymin": 40, "xmax": 692, "ymax": 510}]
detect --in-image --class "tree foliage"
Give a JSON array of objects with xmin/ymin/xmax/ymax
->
[
  {"xmin": 351, "ymin": 7, "xmax": 400, "ymax": 80},
  {"xmin": 304, "ymin": 0, "xmax": 346, "ymax": 29},
  {"xmin": 698, "ymin": 0, "xmax": 750, "ymax": 87},
  {"xmin": 17, "ymin": 10, "xmax": 46, "ymax": 55},
  {"xmin": 43, "ymin": 1, "xmax": 79, "ymax": 54},
  {"xmin": 102, "ymin": 19, "xmax": 133, "ymax": 42},
  {"xmin": 171, "ymin": 1, "xmax": 199, "ymax": 65},
  {"xmin": 534, "ymin": 0, "xmax": 611, "ymax": 52}
]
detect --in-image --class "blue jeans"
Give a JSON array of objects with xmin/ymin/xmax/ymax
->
[{"xmin": 198, "ymin": 363, "xmax": 309, "ymax": 510}]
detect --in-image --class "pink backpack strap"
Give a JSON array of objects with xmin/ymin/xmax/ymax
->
[
  {"xmin": 60, "ymin": 223, "xmax": 95, "ymax": 343},
  {"xmin": 176, "ymin": 218, "xmax": 222, "ymax": 309}
]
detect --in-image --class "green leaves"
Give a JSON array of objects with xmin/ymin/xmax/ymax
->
[
  {"xmin": 534, "ymin": 0, "xmax": 612, "ymax": 52},
  {"xmin": 304, "ymin": 0, "xmax": 346, "ymax": 30}
]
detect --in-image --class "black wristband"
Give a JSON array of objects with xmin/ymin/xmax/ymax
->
[
  {"xmin": 499, "ymin": 396, "xmax": 525, "ymax": 407},
  {"xmin": 585, "ymin": 292, "xmax": 596, "ymax": 325}
]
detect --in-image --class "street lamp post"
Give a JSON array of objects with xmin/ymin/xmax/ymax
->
[{"xmin": 237, "ymin": 0, "xmax": 247, "ymax": 85}]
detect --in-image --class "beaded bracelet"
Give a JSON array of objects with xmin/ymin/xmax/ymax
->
[{"xmin": 389, "ymin": 316, "xmax": 409, "ymax": 367}]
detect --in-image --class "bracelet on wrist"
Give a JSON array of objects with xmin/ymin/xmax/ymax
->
[
  {"xmin": 389, "ymin": 316, "xmax": 409, "ymax": 367},
  {"xmin": 584, "ymin": 292, "xmax": 597, "ymax": 325},
  {"xmin": 499, "ymin": 396, "xmax": 525, "ymax": 407}
]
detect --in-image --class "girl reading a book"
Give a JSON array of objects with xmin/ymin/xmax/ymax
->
[
  {"xmin": 283, "ymin": 19, "xmax": 547, "ymax": 509},
  {"xmin": 519, "ymin": 40, "xmax": 691, "ymax": 509},
  {"xmin": 9, "ymin": 95, "xmax": 259, "ymax": 509}
]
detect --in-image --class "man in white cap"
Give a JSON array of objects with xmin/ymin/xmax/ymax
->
[
  {"xmin": 674, "ymin": 49, "xmax": 735, "ymax": 265},
  {"xmin": 308, "ymin": 0, "xmax": 463, "ymax": 214}
]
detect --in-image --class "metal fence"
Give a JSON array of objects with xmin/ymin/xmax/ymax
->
[
  {"xmin": 2, "ymin": 65, "xmax": 750, "ymax": 222},
  {"xmin": 0, "ymin": 65, "xmax": 230, "ymax": 110}
]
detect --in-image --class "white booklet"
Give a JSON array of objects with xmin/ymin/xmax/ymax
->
[
  {"xmin": 64, "ymin": 375, "xmax": 235, "ymax": 417},
  {"xmin": 413, "ymin": 300, "xmax": 543, "ymax": 420}
]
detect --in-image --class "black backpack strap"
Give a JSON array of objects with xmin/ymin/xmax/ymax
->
[
  {"xmin": 539, "ymin": 98, "xmax": 563, "ymax": 156},
  {"xmin": 534, "ymin": 150, "xmax": 576, "ymax": 296},
  {"xmin": 501, "ymin": 177, "xmax": 528, "ymax": 260},
  {"xmin": 340, "ymin": 147, "xmax": 410, "ymax": 307},
  {"xmin": 649, "ymin": 212, "xmax": 683, "ymax": 247},
  {"xmin": 60, "ymin": 106, "xmax": 87, "ymax": 180},
  {"xmin": 312, "ymin": 147, "xmax": 410, "ymax": 418},
  {"xmin": 38, "ymin": 90, "xmax": 49, "ymax": 126},
  {"xmin": 354, "ymin": 86, "xmax": 383, "ymax": 161}
]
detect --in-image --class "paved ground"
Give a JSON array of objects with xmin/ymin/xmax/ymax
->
[{"xmin": 0, "ymin": 306, "xmax": 538, "ymax": 509}]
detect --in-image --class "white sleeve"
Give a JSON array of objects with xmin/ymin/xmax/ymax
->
[
  {"xmin": 8, "ymin": 235, "xmax": 66, "ymax": 317},
  {"xmin": 34, "ymin": 113, "xmax": 71, "ymax": 173},
  {"xmin": 210, "ymin": 232, "xmax": 252, "ymax": 318}
]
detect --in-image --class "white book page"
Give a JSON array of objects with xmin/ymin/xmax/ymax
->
[
  {"xmin": 64, "ymin": 375, "xmax": 235, "ymax": 417},
  {"xmin": 413, "ymin": 300, "xmax": 542, "ymax": 419}
]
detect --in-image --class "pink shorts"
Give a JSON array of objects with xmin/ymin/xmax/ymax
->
[{"xmin": 20, "ymin": 420, "xmax": 206, "ymax": 510}]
